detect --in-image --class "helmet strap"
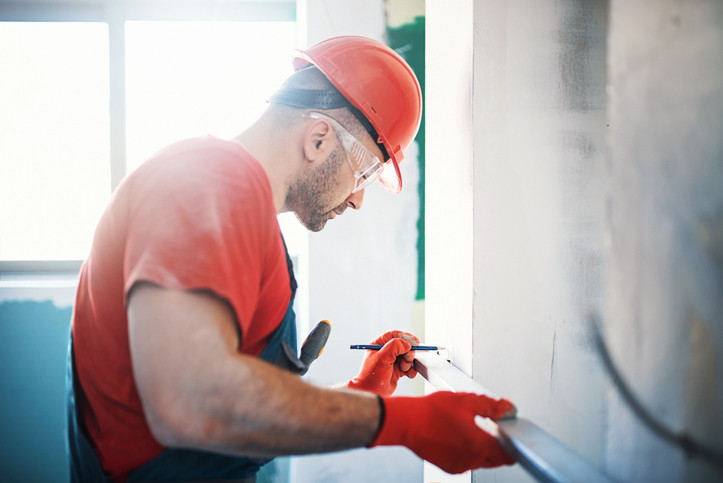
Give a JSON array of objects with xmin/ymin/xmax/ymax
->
[
  {"xmin": 269, "ymin": 87, "xmax": 349, "ymax": 110},
  {"xmin": 269, "ymin": 87, "xmax": 390, "ymax": 162}
]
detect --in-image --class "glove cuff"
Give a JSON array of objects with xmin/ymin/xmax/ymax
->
[
  {"xmin": 369, "ymin": 396, "xmax": 416, "ymax": 448},
  {"xmin": 366, "ymin": 395, "xmax": 386, "ymax": 447}
]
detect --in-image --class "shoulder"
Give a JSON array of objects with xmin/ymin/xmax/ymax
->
[
  {"xmin": 138, "ymin": 136, "xmax": 266, "ymax": 186},
  {"xmin": 125, "ymin": 136, "xmax": 273, "ymax": 213}
]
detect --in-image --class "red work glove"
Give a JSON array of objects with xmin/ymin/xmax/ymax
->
[
  {"xmin": 371, "ymin": 391, "xmax": 517, "ymax": 473},
  {"xmin": 347, "ymin": 330, "xmax": 420, "ymax": 396}
]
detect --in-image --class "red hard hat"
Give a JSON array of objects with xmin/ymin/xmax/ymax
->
[{"xmin": 293, "ymin": 36, "xmax": 422, "ymax": 193}]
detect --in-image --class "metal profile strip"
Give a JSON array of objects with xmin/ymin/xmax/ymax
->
[{"xmin": 414, "ymin": 352, "xmax": 617, "ymax": 483}]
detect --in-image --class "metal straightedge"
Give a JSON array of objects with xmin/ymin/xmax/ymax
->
[{"xmin": 413, "ymin": 351, "xmax": 617, "ymax": 483}]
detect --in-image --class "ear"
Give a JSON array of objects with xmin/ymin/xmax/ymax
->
[{"xmin": 302, "ymin": 118, "xmax": 335, "ymax": 163}]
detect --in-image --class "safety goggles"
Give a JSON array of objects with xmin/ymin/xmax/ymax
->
[{"xmin": 309, "ymin": 112, "xmax": 384, "ymax": 193}]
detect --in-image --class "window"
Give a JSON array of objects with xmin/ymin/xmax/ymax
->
[
  {"xmin": 0, "ymin": 22, "xmax": 110, "ymax": 262},
  {"xmin": 0, "ymin": 4, "xmax": 300, "ymax": 265},
  {"xmin": 125, "ymin": 21, "xmax": 296, "ymax": 172}
]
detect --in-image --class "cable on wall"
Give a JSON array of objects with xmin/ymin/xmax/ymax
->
[{"xmin": 589, "ymin": 313, "xmax": 723, "ymax": 473}]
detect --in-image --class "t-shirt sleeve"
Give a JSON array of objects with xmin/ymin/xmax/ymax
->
[{"xmin": 122, "ymin": 141, "xmax": 282, "ymax": 340}]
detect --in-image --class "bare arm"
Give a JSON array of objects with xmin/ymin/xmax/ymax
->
[{"xmin": 127, "ymin": 282, "xmax": 380, "ymax": 457}]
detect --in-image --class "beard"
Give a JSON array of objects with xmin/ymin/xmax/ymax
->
[{"xmin": 285, "ymin": 145, "xmax": 349, "ymax": 232}]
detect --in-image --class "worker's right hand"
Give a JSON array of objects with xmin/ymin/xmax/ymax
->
[{"xmin": 370, "ymin": 391, "xmax": 517, "ymax": 473}]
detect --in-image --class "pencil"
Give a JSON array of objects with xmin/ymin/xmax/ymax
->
[{"xmin": 350, "ymin": 344, "xmax": 441, "ymax": 351}]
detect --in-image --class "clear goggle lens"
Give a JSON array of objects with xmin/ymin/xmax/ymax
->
[{"xmin": 309, "ymin": 112, "xmax": 384, "ymax": 193}]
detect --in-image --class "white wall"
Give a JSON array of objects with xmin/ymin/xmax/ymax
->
[
  {"xmin": 291, "ymin": 1, "xmax": 424, "ymax": 482},
  {"xmin": 425, "ymin": 0, "xmax": 475, "ymax": 377},
  {"xmin": 425, "ymin": 1, "xmax": 476, "ymax": 481}
]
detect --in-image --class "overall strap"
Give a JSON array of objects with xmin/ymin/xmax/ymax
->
[{"xmin": 66, "ymin": 326, "xmax": 112, "ymax": 483}]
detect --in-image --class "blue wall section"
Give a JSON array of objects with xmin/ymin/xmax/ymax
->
[{"xmin": 0, "ymin": 300, "xmax": 71, "ymax": 482}]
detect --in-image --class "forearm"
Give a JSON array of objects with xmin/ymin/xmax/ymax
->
[
  {"xmin": 129, "ymin": 284, "xmax": 381, "ymax": 458},
  {"xmin": 152, "ymin": 353, "xmax": 381, "ymax": 457}
]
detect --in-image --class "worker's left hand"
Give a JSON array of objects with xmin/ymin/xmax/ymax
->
[{"xmin": 347, "ymin": 330, "xmax": 420, "ymax": 396}]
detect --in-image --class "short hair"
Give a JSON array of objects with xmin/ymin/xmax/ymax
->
[{"xmin": 268, "ymin": 67, "xmax": 366, "ymax": 139}]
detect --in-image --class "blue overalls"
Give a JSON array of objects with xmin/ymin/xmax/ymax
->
[{"xmin": 67, "ymin": 236, "xmax": 305, "ymax": 482}]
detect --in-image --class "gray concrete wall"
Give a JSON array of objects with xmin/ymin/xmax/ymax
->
[
  {"xmin": 470, "ymin": 1, "xmax": 608, "ymax": 481},
  {"xmin": 605, "ymin": 1, "xmax": 723, "ymax": 481},
  {"xmin": 427, "ymin": 2, "xmax": 609, "ymax": 481},
  {"xmin": 427, "ymin": 0, "xmax": 722, "ymax": 481}
]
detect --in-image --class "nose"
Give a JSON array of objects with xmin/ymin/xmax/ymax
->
[{"xmin": 345, "ymin": 189, "xmax": 365, "ymax": 210}]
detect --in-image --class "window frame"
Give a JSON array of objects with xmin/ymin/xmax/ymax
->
[{"xmin": 0, "ymin": 0, "xmax": 296, "ymax": 273}]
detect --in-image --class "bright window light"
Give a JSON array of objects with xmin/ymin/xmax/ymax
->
[
  {"xmin": 125, "ymin": 21, "xmax": 297, "ymax": 172},
  {"xmin": 0, "ymin": 22, "xmax": 111, "ymax": 262}
]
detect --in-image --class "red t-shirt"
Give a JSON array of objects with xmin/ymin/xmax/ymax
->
[{"xmin": 71, "ymin": 137, "xmax": 291, "ymax": 480}]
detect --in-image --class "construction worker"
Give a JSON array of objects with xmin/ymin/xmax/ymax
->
[{"xmin": 67, "ymin": 36, "xmax": 516, "ymax": 482}]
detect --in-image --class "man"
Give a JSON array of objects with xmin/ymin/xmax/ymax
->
[{"xmin": 67, "ymin": 36, "xmax": 516, "ymax": 482}]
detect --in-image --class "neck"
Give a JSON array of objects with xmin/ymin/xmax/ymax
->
[{"xmin": 234, "ymin": 113, "xmax": 300, "ymax": 214}]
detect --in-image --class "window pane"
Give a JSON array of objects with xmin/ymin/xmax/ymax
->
[
  {"xmin": 0, "ymin": 22, "xmax": 111, "ymax": 262},
  {"xmin": 125, "ymin": 21, "xmax": 297, "ymax": 172}
]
